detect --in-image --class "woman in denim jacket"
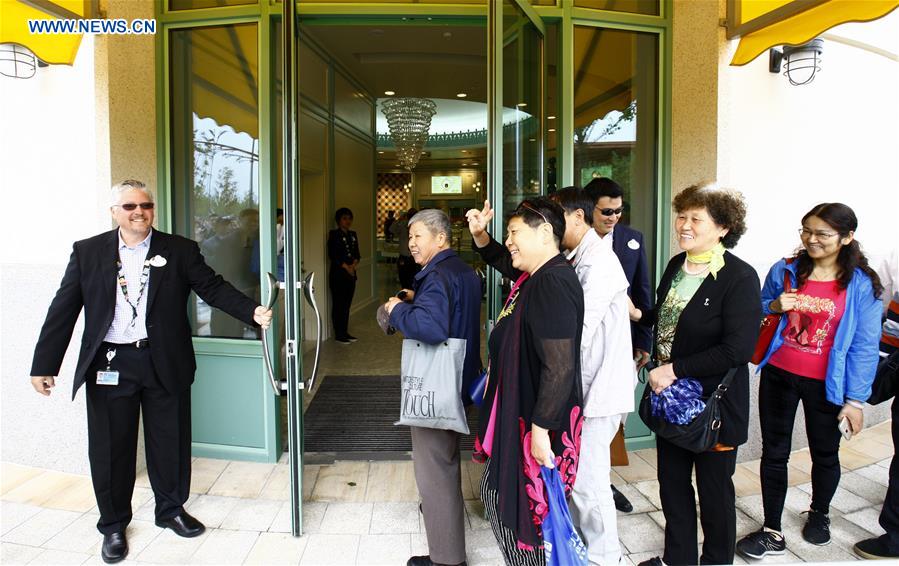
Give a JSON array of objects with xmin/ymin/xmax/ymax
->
[{"xmin": 737, "ymin": 203, "xmax": 883, "ymax": 560}]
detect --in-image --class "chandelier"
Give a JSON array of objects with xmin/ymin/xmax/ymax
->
[{"xmin": 381, "ymin": 98, "xmax": 437, "ymax": 171}]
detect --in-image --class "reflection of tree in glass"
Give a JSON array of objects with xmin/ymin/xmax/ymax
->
[
  {"xmin": 215, "ymin": 167, "xmax": 238, "ymax": 210},
  {"xmin": 575, "ymin": 101, "xmax": 637, "ymax": 198},
  {"xmin": 574, "ymin": 100, "xmax": 637, "ymax": 147},
  {"xmin": 192, "ymin": 126, "xmax": 260, "ymax": 222},
  {"xmin": 595, "ymin": 100, "xmax": 636, "ymax": 141}
]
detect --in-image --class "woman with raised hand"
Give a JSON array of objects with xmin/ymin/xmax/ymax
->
[{"xmin": 466, "ymin": 197, "xmax": 584, "ymax": 565}]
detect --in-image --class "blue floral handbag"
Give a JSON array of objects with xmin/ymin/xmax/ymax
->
[{"xmin": 540, "ymin": 466, "xmax": 588, "ymax": 566}]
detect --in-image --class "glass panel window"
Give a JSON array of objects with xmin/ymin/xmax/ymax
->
[
  {"xmin": 170, "ymin": 23, "xmax": 260, "ymax": 339},
  {"xmin": 574, "ymin": 0, "xmax": 660, "ymax": 16},
  {"xmin": 169, "ymin": 0, "xmax": 255, "ymax": 11},
  {"xmin": 501, "ymin": 0, "xmax": 543, "ymax": 216},
  {"xmin": 545, "ymin": 21, "xmax": 559, "ymax": 193},
  {"xmin": 573, "ymin": 24, "xmax": 659, "ymax": 278}
]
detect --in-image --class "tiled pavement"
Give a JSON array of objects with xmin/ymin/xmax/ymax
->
[{"xmin": 1, "ymin": 421, "xmax": 893, "ymax": 565}]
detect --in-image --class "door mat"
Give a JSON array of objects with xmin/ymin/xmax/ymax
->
[{"xmin": 303, "ymin": 375, "xmax": 479, "ymax": 453}]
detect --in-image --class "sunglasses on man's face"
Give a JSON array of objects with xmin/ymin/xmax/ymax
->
[
  {"xmin": 118, "ymin": 203, "xmax": 155, "ymax": 211},
  {"xmin": 596, "ymin": 206, "xmax": 624, "ymax": 216}
]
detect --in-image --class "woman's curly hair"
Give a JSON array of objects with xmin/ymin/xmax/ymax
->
[{"xmin": 672, "ymin": 182, "xmax": 748, "ymax": 249}]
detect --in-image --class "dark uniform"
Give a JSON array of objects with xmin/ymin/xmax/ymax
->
[{"xmin": 327, "ymin": 228, "xmax": 361, "ymax": 340}]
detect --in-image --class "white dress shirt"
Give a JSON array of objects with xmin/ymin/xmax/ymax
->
[
  {"xmin": 566, "ymin": 228, "xmax": 637, "ymax": 417},
  {"xmin": 597, "ymin": 225, "xmax": 614, "ymax": 248},
  {"xmin": 104, "ymin": 230, "xmax": 152, "ymax": 343}
]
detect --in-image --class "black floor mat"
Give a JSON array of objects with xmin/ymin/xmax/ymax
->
[{"xmin": 303, "ymin": 375, "xmax": 479, "ymax": 453}]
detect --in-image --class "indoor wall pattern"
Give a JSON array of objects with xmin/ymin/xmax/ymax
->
[{"xmin": 376, "ymin": 173, "xmax": 412, "ymax": 236}]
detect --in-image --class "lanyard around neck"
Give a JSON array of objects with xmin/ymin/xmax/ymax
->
[{"xmin": 116, "ymin": 258, "xmax": 151, "ymax": 327}]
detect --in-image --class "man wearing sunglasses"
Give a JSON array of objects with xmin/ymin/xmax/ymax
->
[
  {"xmin": 29, "ymin": 180, "xmax": 273, "ymax": 564},
  {"xmin": 584, "ymin": 176, "xmax": 653, "ymax": 515}
]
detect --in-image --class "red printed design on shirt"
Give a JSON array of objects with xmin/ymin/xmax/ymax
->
[
  {"xmin": 783, "ymin": 294, "xmax": 837, "ymax": 354},
  {"xmin": 769, "ymin": 280, "xmax": 846, "ymax": 380}
]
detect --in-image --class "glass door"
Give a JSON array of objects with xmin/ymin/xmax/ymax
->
[
  {"xmin": 486, "ymin": 0, "xmax": 545, "ymax": 321},
  {"xmin": 279, "ymin": 0, "xmax": 325, "ymax": 537}
]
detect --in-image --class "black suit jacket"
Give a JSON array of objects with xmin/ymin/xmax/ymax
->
[
  {"xmin": 640, "ymin": 251, "xmax": 761, "ymax": 446},
  {"xmin": 31, "ymin": 229, "xmax": 259, "ymax": 398},
  {"xmin": 610, "ymin": 224, "xmax": 653, "ymax": 352}
]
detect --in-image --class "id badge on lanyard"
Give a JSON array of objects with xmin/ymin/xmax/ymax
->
[{"xmin": 96, "ymin": 348, "xmax": 120, "ymax": 386}]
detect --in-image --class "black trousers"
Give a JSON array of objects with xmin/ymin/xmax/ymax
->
[
  {"xmin": 329, "ymin": 268, "xmax": 356, "ymax": 339},
  {"xmin": 758, "ymin": 364, "xmax": 842, "ymax": 530},
  {"xmin": 657, "ymin": 437, "xmax": 738, "ymax": 565},
  {"xmin": 880, "ymin": 398, "xmax": 899, "ymax": 552},
  {"xmin": 85, "ymin": 344, "xmax": 191, "ymax": 535}
]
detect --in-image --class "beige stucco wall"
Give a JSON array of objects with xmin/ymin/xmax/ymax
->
[
  {"xmin": 671, "ymin": 0, "xmax": 720, "ymax": 196},
  {"xmin": 102, "ymin": 0, "xmax": 157, "ymax": 193}
]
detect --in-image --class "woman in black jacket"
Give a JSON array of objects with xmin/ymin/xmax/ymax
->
[
  {"xmin": 631, "ymin": 183, "xmax": 761, "ymax": 566},
  {"xmin": 327, "ymin": 207, "xmax": 361, "ymax": 344},
  {"xmin": 467, "ymin": 197, "xmax": 585, "ymax": 564}
]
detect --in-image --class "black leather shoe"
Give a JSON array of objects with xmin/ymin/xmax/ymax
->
[
  {"xmin": 407, "ymin": 556, "xmax": 467, "ymax": 566},
  {"xmin": 155, "ymin": 511, "xmax": 206, "ymax": 538},
  {"xmin": 611, "ymin": 484, "xmax": 633, "ymax": 513},
  {"xmin": 101, "ymin": 531, "xmax": 128, "ymax": 564}
]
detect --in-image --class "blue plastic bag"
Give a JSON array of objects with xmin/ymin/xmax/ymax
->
[{"xmin": 540, "ymin": 466, "xmax": 588, "ymax": 566}]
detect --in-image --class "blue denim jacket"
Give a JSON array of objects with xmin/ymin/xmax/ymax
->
[{"xmin": 756, "ymin": 258, "xmax": 882, "ymax": 405}]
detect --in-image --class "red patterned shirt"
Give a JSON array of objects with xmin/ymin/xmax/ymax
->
[{"xmin": 769, "ymin": 279, "xmax": 847, "ymax": 380}]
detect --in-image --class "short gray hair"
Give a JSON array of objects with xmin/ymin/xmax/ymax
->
[
  {"xmin": 111, "ymin": 179, "xmax": 154, "ymax": 207},
  {"xmin": 409, "ymin": 209, "xmax": 451, "ymax": 240}
]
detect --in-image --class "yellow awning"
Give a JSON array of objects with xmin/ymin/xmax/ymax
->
[
  {"xmin": 0, "ymin": 0, "xmax": 89, "ymax": 65},
  {"xmin": 730, "ymin": 0, "xmax": 899, "ymax": 66}
]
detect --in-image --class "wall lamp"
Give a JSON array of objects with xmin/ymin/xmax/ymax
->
[{"xmin": 769, "ymin": 38, "xmax": 824, "ymax": 86}]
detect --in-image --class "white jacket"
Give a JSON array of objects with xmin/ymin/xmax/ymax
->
[{"xmin": 567, "ymin": 229, "xmax": 637, "ymax": 417}]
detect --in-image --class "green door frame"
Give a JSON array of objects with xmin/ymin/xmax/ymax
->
[
  {"xmin": 486, "ymin": 0, "xmax": 546, "ymax": 323},
  {"xmin": 560, "ymin": 5, "xmax": 672, "ymax": 450},
  {"xmin": 154, "ymin": 3, "xmax": 283, "ymax": 464},
  {"xmin": 153, "ymin": 0, "xmax": 673, "ymax": 527}
]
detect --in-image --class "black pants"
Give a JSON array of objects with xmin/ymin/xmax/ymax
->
[
  {"xmin": 86, "ymin": 344, "xmax": 191, "ymax": 534},
  {"xmin": 758, "ymin": 364, "xmax": 842, "ymax": 530},
  {"xmin": 880, "ymin": 398, "xmax": 899, "ymax": 552},
  {"xmin": 657, "ymin": 437, "xmax": 738, "ymax": 565},
  {"xmin": 329, "ymin": 268, "xmax": 356, "ymax": 339}
]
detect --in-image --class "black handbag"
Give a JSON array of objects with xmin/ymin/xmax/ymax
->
[
  {"xmin": 867, "ymin": 350, "xmax": 899, "ymax": 406},
  {"xmin": 639, "ymin": 367, "xmax": 738, "ymax": 453}
]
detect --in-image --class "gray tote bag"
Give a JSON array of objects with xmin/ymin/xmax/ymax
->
[{"xmin": 396, "ymin": 337, "xmax": 469, "ymax": 434}]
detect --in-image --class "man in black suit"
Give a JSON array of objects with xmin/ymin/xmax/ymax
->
[
  {"xmin": 585, "ymin": 176, "xmax": 654, "ymax": 514},
  {"xmin": 30, "ymin": 180, "xmax": 272, "ymax": 564}
]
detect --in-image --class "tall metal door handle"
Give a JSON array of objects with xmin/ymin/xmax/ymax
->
[
  {"xmin": 261, "ymin": 272, "xmax": 284, "ymax": 396},
  {"xmin": 301, "ymin": 271, "xmax": 323, "ymax": 393}
]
